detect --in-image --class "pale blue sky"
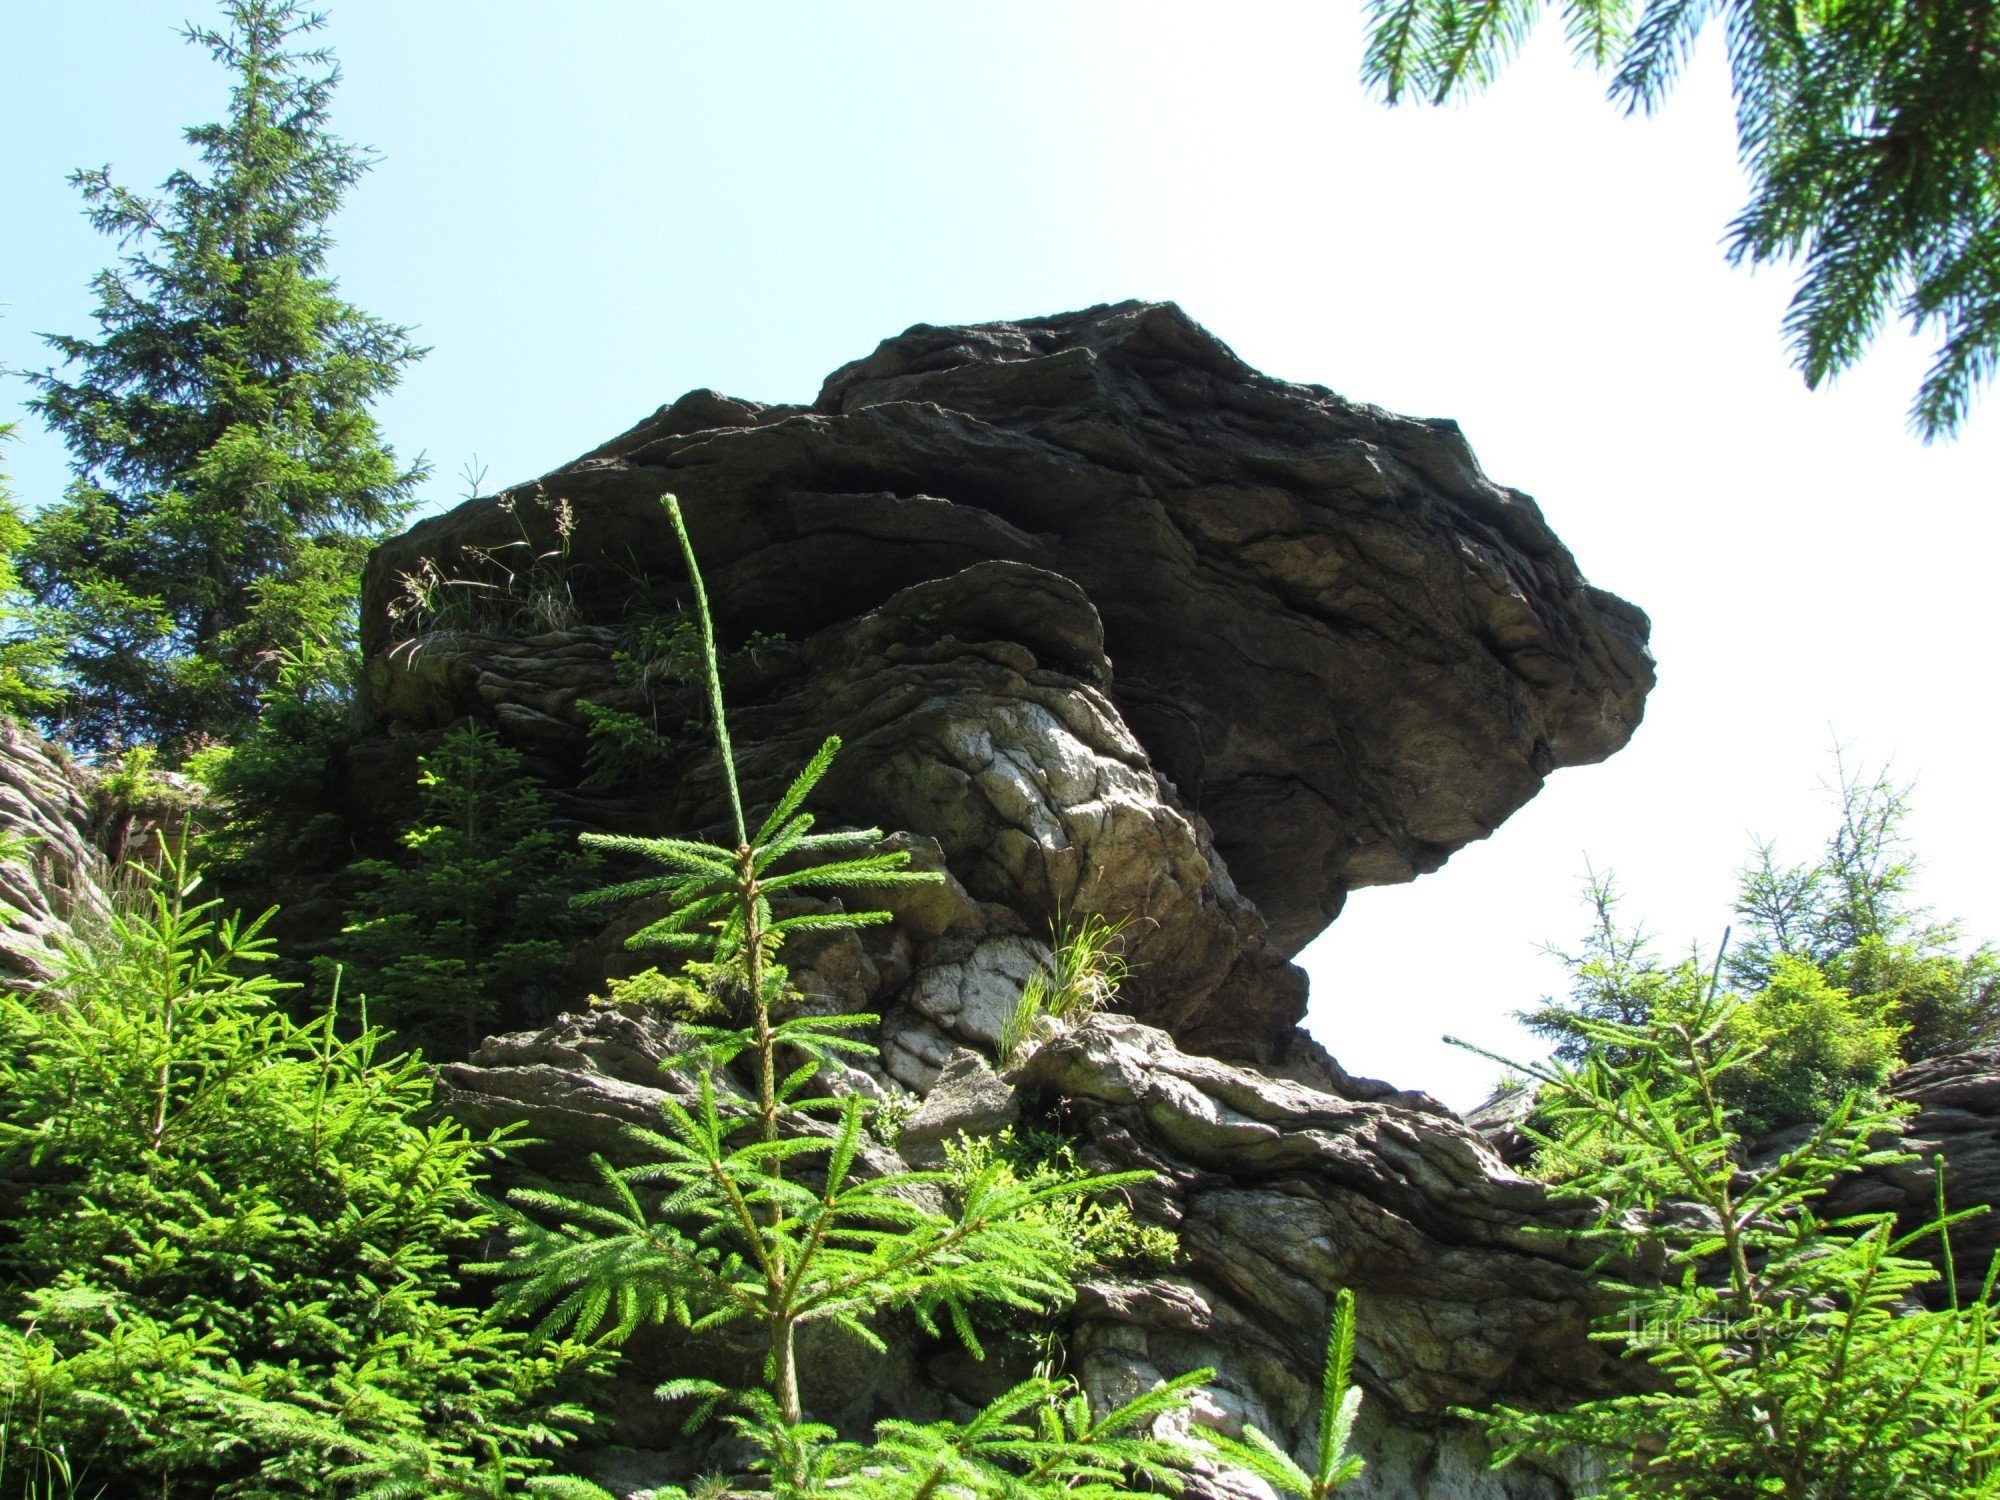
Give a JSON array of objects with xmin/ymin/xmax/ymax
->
[{"xmin": 6, "ymin": 2, "xmax": 1996, "ymax": 1107}]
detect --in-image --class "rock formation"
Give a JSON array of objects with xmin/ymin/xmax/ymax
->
[
  {"xmin": 4, "ymin": 303, "xmax": 1993, "ymax": 1497},
  {"xmin": 364, "ymin": 302, "xmax": 1652, "ymax": 1495},
  {"xmin": 0, "ymin": 720, "xmax": 109, "ymax": 988},
  {"xmin": 361, "ymin": 300, "xmax": 1652, "ymax": 1060}
]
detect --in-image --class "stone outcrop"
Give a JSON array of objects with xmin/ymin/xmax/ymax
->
[
  {"xmin": 1822, "ymin": 1045, "xmax": 2000, "ymax": 1302},
  {"xmin": 344, "ymin": 303, "xmax": 1663, "ymax": 1495},
  {"xmin": 0, "ymin": 720, "xmax": 109, "ymax": 987},
  {"xmin": 363, "ymin": 300, "xmax": 1653, "ymax": 973},
  {"xmin": 443, "ymin": 1006, "xmax": 1615, "ymax": 1498}
]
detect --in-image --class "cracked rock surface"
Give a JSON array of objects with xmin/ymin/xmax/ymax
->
[
  {"xmin": 0, "ymin": 720, "xmax": 108, "ymax": 988},
  {"xmin": 363, "ymin": 300, "xmax": 1654, "ymax": 970},
  {"xmin": 446, "ymin": 1006, "xmax": 1614, "ymax": 1498},
  {"xmin": 353, "ymin": 303, "xmax": 1665, "ymax": 1494}
]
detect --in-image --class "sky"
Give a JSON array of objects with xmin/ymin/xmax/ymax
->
[{"xmin": 5, "ymin": 2, "xmax": 1996, "ymax": 1109}]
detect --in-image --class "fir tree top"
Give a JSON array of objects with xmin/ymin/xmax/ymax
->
[{"xmin": 24, "ymin": 0, "xmax": 424, "ymax": 755}]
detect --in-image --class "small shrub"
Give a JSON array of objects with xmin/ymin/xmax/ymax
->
[
  {"xmin": 1461, "ymin": 974, "xmax": 2000, "ymax": 1495},
  {"xmin": 329, "ymin": 721, "xmax": 595, "ymax": 1055},
  {"xmin": 1732, "ymin": 756, "xmax": 1998, "ymax": 1061},
  {"xmin": 0, "ymin": 850, "xmax": 605, "ymax": 1499},
  {"xmin": 576, "ymin": 699, "xmax": 677, "ymax": 788},
  {"xmin": 188, "ymin": 655, "xmax": 356, "ymax": 881},
  {"xmin": 999, "ymin": 912, "xmax": 1130, "ymax": 1067},
  {"xmin": 1721, "ymin": 952, "xmax": 1905, "ymax": 1135},
  {"xmin": 942, "ymin": 1127, "xmax": 1180, "ymax": 1273}
]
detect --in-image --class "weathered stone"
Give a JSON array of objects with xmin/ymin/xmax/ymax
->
[
  {"xmin": 903, "ymin": 933, "xmax": 1050, "ymax": 1052},
  {"xmin": 362, "ymin": 300, "xmax": 1653, "ymax": 978},
  {"xmin": 0, "ymin": 720, "xmax": 109, "ymax": 988},
  {"xmin": 1019, "ymin": 1016, "xmax": 1619, "ymax": 1423},
  {"xmin": 897, "ymin": 1048, "xmax": 1020, "ymax": 1167},
  {"xmin": 438, "ymin": 1007, "xmax": 912, "ymax": 1182},
  {"xmin": 446, "ymin": 1007, "xmax": 1628, "ymax": 1495},
  {"xmin": 386, "ymin": 557, "xmax": 1310, "ymax": 1060},
  {"xmin": 1818, "ymin": 1044, "xmax": 2000, "ymax": 1302}
]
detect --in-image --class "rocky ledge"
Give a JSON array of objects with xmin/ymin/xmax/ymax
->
[{"xmin": 443, "ymin": 1007, "xmax": 1613, "ymax": 1499}]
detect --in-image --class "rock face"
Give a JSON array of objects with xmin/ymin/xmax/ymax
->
[
  {"xmin": 0, "ymin": 721, "xmax": 109, "ymax": 988},
  {"xmin": 1820, "ymin": 1045, "xmax": 2000, "ymax": 1302},
  {"xmin": 351, "ymin": 303, "xmax": 1660, "ymax": 1495},
  {"xmin": 363, "ymin": 301, "xmax": 1653, "ymax": 971},
  {"xmin": 445, "ymin": 1007, "xmax": 1614, "ymax": 1498}
]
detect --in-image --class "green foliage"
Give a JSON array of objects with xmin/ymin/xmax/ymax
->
[
  {"xmin": 485, "ymin": 494, "xmax": 1206, "ymax": 1493},
  {"xmin": 1363, "ymin": 0, "xmax": 2000, "ymax": 436},
  {"xmin": 189, "ymin": 654, "xmax": 356, "ymax": 880},
  {"xmin": 576, "ymin": 607, "xmax": 785, "ymax": 789},
  {"xmin": 1204, "ymin": 1287, "xmax": 1366, "ymax": 1498},
  {"xmin": 1838, "ymin": 933, "xmax": 2000, "ymax": 1065},
  {"xmin": 611, "ymin": 606, "xmax": 704, "ymax": 698},
  {"xmin": 576, "ymin": 700, "xmax": 676, "ymax": 789},
  {"xmin": 1722, "ymin": 952, "xmax": 1904, "ymax": 1137},
  {"xmin": 1733, "ymin": 757, "xmax": 1997, "ymax": 1060},
  {"xmin": 1462, "ymin": 983, "xmax": 2000, "ymax": 1497},
  {"xmin": 1526, "ymin": 762, "xmax": 1993, "ymax": 1135},
  {"xmin": 649, "ymin": 1369, "xmax": 1210, "ymax": 1500},
  {"xmin": 384, "ymin": 490, "xmax": 578, "ymax": 649},
  {"xmin": 91, "ymin": 744, "xmax": 166, "ymax": 808},
  {"xmin": 943, "ymin": 1128, "xmax": 1179, "ymax": 1273},
  {"xmin": 0, "ymin": 422, "xmax": 62, "ymax": 721},
  {"xmin": 1519, "ymin": 870, "xmax": 1682, "ymax": 1069},
  {"xmin": 589, "ymin": 965, "xmax": 722, "ymax": 1021},
  {"xmin": 0, "ymin": 852, "xmax": 604, "ymax": 1499},
  {"xmin": 330, "ymin": 722, "xmax": 595, "ymax": 1056},
  {"xmin": 21, "ymin": 0, "xmax": 423, "ymax": 755},
  {"xmin": 998, "ymin": 912, "xmax": 1131, "ymax": 1067}
]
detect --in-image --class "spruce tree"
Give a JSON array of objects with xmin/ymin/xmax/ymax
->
[
  {"xmin": 1364, "ymin": 0, "xmax": 2000, "ymax": 438},
  {"xmin": 1463, "ymin": 981, "xmax": 2000, "ymax": 1495},
  {"xmin": 486, "ymin": 496, "xmax": 1211, "ymax": 1496},
  {"xmin": 0, "ymin": 419, "xmax": 62, "ymax": 720},
  {"xmin": 332, "ymin": 722, "xmax": 597, "ymax": 1058},
  {"xmin": 23, "ymin": 0, "xmax": 423, "ymax": 757},
  {"xmin": 0, "ymin": 849, "xmax": 608, "ymax": 1499}
]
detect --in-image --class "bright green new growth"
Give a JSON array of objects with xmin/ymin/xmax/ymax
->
[
  {"xmin": 1460, "ymin": 968, "xmax": 2000, "ymax": 1495},
  {"xmin": 484, "ymin": 494, "xmax": 1209, "ymax": 1494},
  {"xmin": 998, "ymin": 912, "xmax": 1131, "ymax": 1067},
  {"xmin": 941, "ymin": 1129, "xmax": 1181, "ymax": 1272},
  {"xmin": 1524, "ymin": 762, "xmax": 1994, "ymax": 1137},
  {"xmin": 0, "ymin": 848, "xmax": 604, "ymax": 1500},
  {"xmin": 1363, "ymin": 0, "xmax": 2000, "ymax": 437},
  {"xmin": 1204, "ymin": 1287, "xmax": 1366, "ymax": 1498},
  {"xmin": 1732, "ymin": 756, "xmax": 1998, "ymax": 1062}
]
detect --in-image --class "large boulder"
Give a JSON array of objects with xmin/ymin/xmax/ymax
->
[
  {"xmin": 363, "ymin": 301, "xmax": 1652, "ymax": 965},
  {"xmin": 357, "ymin": 303, "xmax": 1659, "ymax": 1496}
]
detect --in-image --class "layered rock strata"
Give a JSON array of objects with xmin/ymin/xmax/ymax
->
[
  {"xmin": 371, "ymin": 303, "xmax": 1658, "ymax": 1495},
  {"xmin": 364, "ymin": 300, "xmax": 1653, "ymax": 972}
]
